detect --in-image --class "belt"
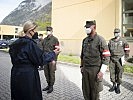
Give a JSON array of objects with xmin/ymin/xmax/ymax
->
[{"xmin": 13, "ymin": 64, "xmax": 34, "ymax": 68}]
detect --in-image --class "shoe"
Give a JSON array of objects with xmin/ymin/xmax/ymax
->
[
  {"xmin": 109, "ymin": 83, "xmax": 116, "ymax": 92},
  {"xmin": 115, "ymin": 84, "xmax": 120, "ymax": 94},
  {"xmin": 42, "ymin": 86, "xmax": 49, "ymax": 91},
  {"xmin": 47, "ymin": 86, "xmax": 53, "ymax": 93}
]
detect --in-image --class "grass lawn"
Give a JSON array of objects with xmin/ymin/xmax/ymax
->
[
  {"xmin": 124, "ymin": 65, "xmax": 133, "ymax": 73},
  {"xmin": 58, "ymin": 54, "xmax": 80, "ymax": 64},
  {"xmin": 58, "ymin": 54, "xmax": 133, "ymax": 73}
]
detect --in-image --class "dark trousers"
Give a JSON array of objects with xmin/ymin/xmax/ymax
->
[
  {"xmin": 44, "ymin": 61, "xmax": 56, "ymax": 86},
  {"xmin": 82, "ymin": 66, "xmax": 103, "ymax": 100}
]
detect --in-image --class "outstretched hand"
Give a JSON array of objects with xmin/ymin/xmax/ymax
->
[
  {"xmin": 53, "ymin": 46, "xmax": 61, "ymax": 55},
  {"xmin": 97, "ymin": 71, "xmax": 103, "ymax": 80},
  {"xmin": 55, "ymin": 46, "xmax": 60, "ymax": 50}
]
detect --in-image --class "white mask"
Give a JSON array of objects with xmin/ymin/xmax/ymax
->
[
  {"xmin": 47, "ymin": 31, "xmax": 52, "ymax": 35},
  {"xmin": 114, "ymin": 33, "xmax": 120, "ymax": 38},
  {"xmin": 38, "ymin": 36, "xmax": 42, "ymax": 39},
  {"xmin": 85, "ymin": 28, "xmax": 92, "ymax": 35}
]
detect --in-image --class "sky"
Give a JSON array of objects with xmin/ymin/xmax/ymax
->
[{"xmin": 0, "ymin": 0, "xmax": 23, "ymax": 23}]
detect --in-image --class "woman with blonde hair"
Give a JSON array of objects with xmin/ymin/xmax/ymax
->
[{"xmin": 9, "ymin": 21, "xmax": 60, "ymax": 100}]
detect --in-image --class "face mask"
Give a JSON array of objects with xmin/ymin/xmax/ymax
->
[
  {"xmin": 38, "ymin": 36, "xmax": 42, "ymax": 39},
  {"xmin": 32, "ymin": 32, "xmax": 38, "ymax": 39},
  {"xmin": 114, "ymin": 33, "xmax": 120, "ymax": 38},
  {"xmin": 85, "ymin": 28, "xmax": 92, "ymax": 35},
  {"xmin": 47, "ymin": 31, "xmax": 52, "ymax": 35}
]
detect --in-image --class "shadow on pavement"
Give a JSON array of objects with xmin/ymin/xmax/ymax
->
[
  {"xmin": 40, "ymin": 68, "xmax": 84, "ymax": 100},
  {"xmin": 103, "ymin": 79, "xmax": 112, "ymax": 88},
  {"xmin": 103, "ymin": 79, "xmax": 133, "ymax": 92},
  {"xmin": 121, "ymin": 81, "xmax": 133, "ymax": 92}
]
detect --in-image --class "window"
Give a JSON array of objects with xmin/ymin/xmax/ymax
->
[
  {"xmin": 122, "ymin": 0, "xmax": 133, "ymax": 38},
  {"xmin": 15, "ymin": 28, "xmax": 18, "ymax": 33}
]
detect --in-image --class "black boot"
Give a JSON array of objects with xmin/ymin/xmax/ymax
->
[
  {"xmin": 42, "ymin": 85, "xmax": 49, "ymax": 91},
  {"xmin": 47, "ymin": 85, "xmax": 53, "ymax": 93},
  {"xmin": 115, "ymin": 84, "xmax": 120, "ymax": 94},
  {"xmin": 109, "ymin": 83, "xmax": 116, "ymax": 92}
]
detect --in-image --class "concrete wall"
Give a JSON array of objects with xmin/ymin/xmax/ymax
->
[
  {"xmin": 129, "ymin": 42, "xmax": 133, "ymax": 57},
  {"xmin": 52, "ymin": 0, "xmax": 123, "ymax": 55},
  {"xmin": 0, "ymin": 25, "xmax": 22, "ymax": 39}
]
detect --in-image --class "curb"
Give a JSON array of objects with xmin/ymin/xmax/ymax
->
[
  {"xmin": 0, "ymin": 50, "xmax": 9, "ymax": 53},
  {"xmin": 124, "ymin": 72, "xmax": 133, "ymax": 77},
  {"xmin": 57, "ymin": 61, "xmax": 133, "ymax": 76},
  {"xmin": 57, "ymin": 61, "xmax": 79, "ymax": 67}
]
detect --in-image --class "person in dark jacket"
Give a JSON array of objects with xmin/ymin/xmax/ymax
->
[
  {"xmin": 38, "ymin": 34, "xmax": 44, "ymax": 50},
  {"xmin": 9, "ymin": 21, "xmax": 60, "ymax": 100},
  {"xmin": 32, "ymin": 33, "xmax": 44, "ymax": 71},
  {"xmin": 37, "ymin": 34, "xmax": 45, "ymax": 70}
]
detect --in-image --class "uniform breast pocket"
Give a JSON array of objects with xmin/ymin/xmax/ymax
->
[
  {"xmin": 90, "ymin": 44, "xmax": 100, "ymax": 56},
  {"xmin": 110, "ymin": 45, "xmax": 115, "ymax": 51},
  {"xmin": 83, "ymin": 43, "xmax": 88, "ymax": 52},
  {"xmin": 117, "ymin": 41, "xmax": 123, "ymax": 48}
]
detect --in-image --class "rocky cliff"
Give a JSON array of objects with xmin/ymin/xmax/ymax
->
[{"xmin": 1, "ymin": 0, "xmax": 52, "ymax": 27}]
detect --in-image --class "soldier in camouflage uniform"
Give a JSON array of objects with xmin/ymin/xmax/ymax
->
[
  {"xmin": 80, "ymin": 20, "xmax": 110, "ymax": 100},
  {"xmin": 108, "ymin": 28, "xmax": 130, "ymax": 94},
  {"xmin": 42, "ymin": 27, "xmax": 60, "ymax": 93}
]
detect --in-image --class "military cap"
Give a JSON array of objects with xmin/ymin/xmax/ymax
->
[
  {"xmin": 46, "ymin": 26, "xmax": 53, "ymax": 31},
  {"xmin": 39, "ymin": 34, "xmax": 43, "ymax": 36},
  {"xmin": 114, "ymin": 28, "xmax": 120, "ymax": 33},
  {"xmin": 84, "ymin": 20, "xmax": 96, "ymax": 28}
]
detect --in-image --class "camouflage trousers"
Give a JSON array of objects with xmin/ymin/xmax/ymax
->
[{"xmin": 109, "ymin": 58, "xmax": 123, "ymax": 84}]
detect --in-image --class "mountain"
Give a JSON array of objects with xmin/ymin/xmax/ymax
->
[{"xmin": 1, "ymin": 0, "xmax": 52, "ymax": 29}]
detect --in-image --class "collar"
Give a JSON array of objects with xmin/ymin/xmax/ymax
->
[
  {"xmin": 20, "ymin": 35, "xmax": 36, "ymax": 43},
  {"xmin": 46, "ymin": 34, "xmax": 53, "ymax": 40},
  {"xmin": 87, "ymin": 33, "xmax": 97, "ymax": 41}
]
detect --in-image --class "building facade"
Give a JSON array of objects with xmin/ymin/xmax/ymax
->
[
  {"xmin": 52, "ymin": 0, "xmax": 133, "ymax": 56},
  {"xmin": 0, "ymin": 25, "xmax": 23, "ymax": 40}
]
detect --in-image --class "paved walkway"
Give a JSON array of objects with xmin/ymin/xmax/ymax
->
[{"xmin": 0, "ymin": 51, "xmax": 133, "ymax": 100}]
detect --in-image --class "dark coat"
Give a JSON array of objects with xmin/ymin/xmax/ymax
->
[{"xmin": 9, "ymin": 36, "xmax": 55, "ymax": 100}]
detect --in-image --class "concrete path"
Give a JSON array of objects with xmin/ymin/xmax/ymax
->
[{"xmin": 0, "ymin": 51, "xmax": 133, "ymax": 100}]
